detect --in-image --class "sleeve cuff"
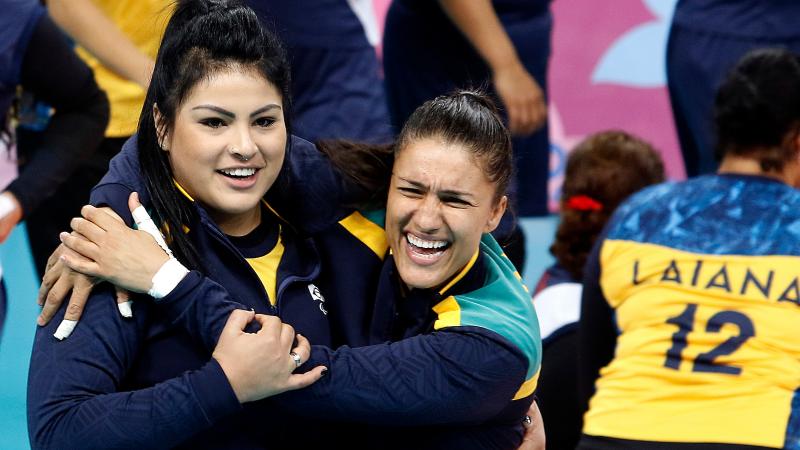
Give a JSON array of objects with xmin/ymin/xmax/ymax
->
[
  {"xmin": 4, "ymin": 183, "xmax": 31, "ymax": 218},
  {"xmin": 155, "ymin": 270, "xmax": 203, "ymax": 316}
]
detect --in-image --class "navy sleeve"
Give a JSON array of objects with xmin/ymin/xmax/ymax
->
[
  {"xmin": 89, "ymin": 135, "xmax": 144, "ymax": 226},
  {"xmin": 264, "ymin": 136, "xmax": 373, "ymax": 234},
  {"xmin": 27, "ymin": 288, "xmax": 241, "ymax": 450},
  {"xmin": 577, "ymin": 230, "xmax": 617, "ymax": 416},
  {"xmin": 155, "ymin": 271, "xmax": 244, "ymax": 349},
  {"xmin": 7, "ymin": 13, "xmax": 109, "ymax": 217},
  {"xmin": 279, "ymin": 326, "xmax": 529, "ymax": 426},
  {"xmin": 153, "ymin": 279, "xmax": 528, "ymax": 426}
]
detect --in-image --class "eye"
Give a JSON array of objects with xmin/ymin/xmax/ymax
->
[
  {"xmin": 253, "ymin": 116, "xmax": 276, "ymax": 128},
  {"xmin": 441, "ymin": 196, "xmax": 472, "ymax": 208},
  {"xmin": 398, "ymin": 187, "xmax": 424, "ymax": 198},
  {"xmin": 199, "ymin": 117, "xmax": 226, "ymax": 129}
]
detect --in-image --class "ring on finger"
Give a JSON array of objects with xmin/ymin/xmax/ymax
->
[
  {"xmin": 522, "ymin": 415, "xmax": 532, "ymax": 428},
  {"xmin": 289, "ymin": 351, "xmax": 302, "ymax": 368}
]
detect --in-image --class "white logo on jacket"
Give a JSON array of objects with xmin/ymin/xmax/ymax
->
[{"xmin": 308, "ymin": 283, "xmax": 327, "ymax": 315}]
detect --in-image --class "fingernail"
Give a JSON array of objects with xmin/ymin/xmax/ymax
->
[
  {"xmin": 320, "ymin": 368, "xmax": 328, "ymax": 378},
  {"xmin": 37, "ymin": 315, "xmax": 45, "ymax": 326},
  {"xmin": 59, "ymin": 232, "xmax": 68, "ymax": 242},
  {"xmin": 117, "ymin": 301, "xmax": 133, "ymax": 318},
  {"xmin": 53, "ymin": 319, "xmax": 77, "ymax": 340}
]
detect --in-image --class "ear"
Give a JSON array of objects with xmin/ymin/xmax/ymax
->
[
  {"xmin": 484, "ymin": 195, "xmax": 508, "ymax": 233},
  {"xmin": 152, "ymin": 104, "xmax": 170, "ymax": 152}
]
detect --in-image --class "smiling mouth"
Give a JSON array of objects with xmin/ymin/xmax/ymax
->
[
  {"xmin": 217, "ymin": 167, "xmax": 258, "ymax": 179},
  {"xmin": 405, "ymin": 233, "xmax": 451, "ymax": 260}
]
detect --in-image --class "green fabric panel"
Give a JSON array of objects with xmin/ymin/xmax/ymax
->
[
  {"xmin": 452, "ymin": 234, "xmax": 542, "ymax": 378},
  {"xmin": 360, "ymin": 209, "xmax": 386, "ymax": 228}
]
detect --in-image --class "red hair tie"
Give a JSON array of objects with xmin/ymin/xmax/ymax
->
[{"xmin": 565, "ymin": 195, "xmax": 603, "ymax": 212}]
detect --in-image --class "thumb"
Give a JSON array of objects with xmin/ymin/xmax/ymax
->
[
  {"xmin": 128, "ymin": 191, "xmax": 142, "ymax": 213},
  {"xmin": 221, "ymin": 309, "xmax": 256, "ymax": 337}
]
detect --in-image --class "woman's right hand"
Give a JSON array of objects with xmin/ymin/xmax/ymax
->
[
  {"xmin": 58, "ymin": 193, "xmax": 171, "ymax": 295},
  {"xmin": 213, "ymin": 309, "xmax": 327, "ymax": 403}
]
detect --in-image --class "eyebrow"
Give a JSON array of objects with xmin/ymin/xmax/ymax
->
[
  {"xmin": 397, "ymin": 177, "xmax": 477, "ymax": 202},
  {"xmin": 191, "ymin": 103, "xmax": 282, "ymax": 118}
]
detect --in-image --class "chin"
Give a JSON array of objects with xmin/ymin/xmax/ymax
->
[
  {"xmin": 222, "ymin": 196, "xmax": 262, "ymax": 213},
  {"xmin": 398, "ymin": 266, "xmax": 447, "ymax": 290}
]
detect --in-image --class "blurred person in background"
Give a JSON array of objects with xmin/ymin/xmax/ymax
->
[
  {"xmin": 382, "ymin": 0, "xmax": 553, "ymax": 272},
  {"xmin": 667, "ymin": 0, "xmax": 800, "ymax": 177},
  {"xmin": 579, "ymin": 48, "xmax": 800, "ymax": 449},
  {"xmin": 532, "ymin": 131, "xmax": 664, "ymax": 450},
  {"xmin": 0, "ymin": 0, "xmax": 108, "ymax": 336},
  {"xmin": 248, "ymin": 0, "xmax": 392, "ymax": 144},
  {"xmin": 15, "ymin": 0, "xmax": 171, "ymax": 276}
]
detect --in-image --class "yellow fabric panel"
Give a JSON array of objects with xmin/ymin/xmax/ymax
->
[
  {"xmin": 438, "ymin": 249, "xmax": 479, "ymax": 295},
  {"xmin": 245, "ymin": 231, "xmax": 285, "ymax": 306},
  {"xmin": 512, "ymin": 369, "xmax": 539, "ymax": 401},
  {"xmin": 338, "ymin": 211, "xmax": 388, "ymax": 259},
  {"xmin": 583, "ymin": 239, "xmax": 800, "ymax": 447},
  {"xmin": 432, "ymin": 296, "xmax": 461, "ymax": 330},
  {"xmin": 75, "ymin": 0, "xmax": 172, "ymax": 137}
]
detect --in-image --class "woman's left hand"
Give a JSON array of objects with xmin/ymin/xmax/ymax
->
[{"xmin": 59, "ymin": 194, "xmax": 170, "ymax": 294}]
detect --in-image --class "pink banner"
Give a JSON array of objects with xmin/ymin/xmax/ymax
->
[{"xmin": 548, "ymin": 0, "xmax": 683, "ymax": 207}]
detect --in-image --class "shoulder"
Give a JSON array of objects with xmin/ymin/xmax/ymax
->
[
  {"xmin": 31, "ymin": 287, "xmax": 149, "ymax": 370},
  {"xmin": 435, "ymin": 234, "xmax": 541, "ymax": 383},
  {"xmin": 605, "ymin": 175, "xmax": 800, "ymax": 256}
]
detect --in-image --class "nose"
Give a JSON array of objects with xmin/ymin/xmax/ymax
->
[
  {"xmin": 232, "ymin": 123, "xmax": 258, "ymax": 161},
  {"xmin": 412, "ymin": 195, "xmax": 443, "ymax": 234}
]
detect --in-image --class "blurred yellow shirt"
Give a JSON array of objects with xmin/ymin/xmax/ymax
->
[{"xmin": 75, "ymin": 0, "xmax": 172, "ymax": 137}]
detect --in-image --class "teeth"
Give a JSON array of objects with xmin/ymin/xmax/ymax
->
[
  {"xmin": 406, "ymin": 233, "xmax": 448, "ymax": 249},
  {"xmin": 220, "ymin": 168, "xmax": 256, "ymax": 177}
]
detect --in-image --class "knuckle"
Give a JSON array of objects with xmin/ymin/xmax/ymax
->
[
  {"xmin": 68, "ymin": 302, "xmax": 84, "ymax": 314},
  {"xmin": 264, "ymin": 315, "xmax": 279, "ymax": 325},
  {"xmin": 45, "ymin": 291, "xmax": 61, "ymax": 305}
]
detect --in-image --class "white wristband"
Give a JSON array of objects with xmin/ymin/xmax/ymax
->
[
  {"xmin": 0, "ymin": 193, "xmax": 15, "ymax": 220},
  {"xmin": 132, "ymin": 205, "xmax": 173, "ymax": 258},
  {"xmin": 148, "ymin": 257, "xmax": 189, "ymax": 299}
]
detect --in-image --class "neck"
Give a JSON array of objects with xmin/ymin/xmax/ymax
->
[
  {"xmin": 717, "ymin": 155, "xmax": 799, "ymax": 186},
  {"xmin": 212, "ymin": 205, "xmax": 262, "ymax": 237}
]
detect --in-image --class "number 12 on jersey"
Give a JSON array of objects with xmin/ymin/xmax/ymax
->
[{"xmin": 663, "ymin": 303, "xmax": 755, "ymax": 375}]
